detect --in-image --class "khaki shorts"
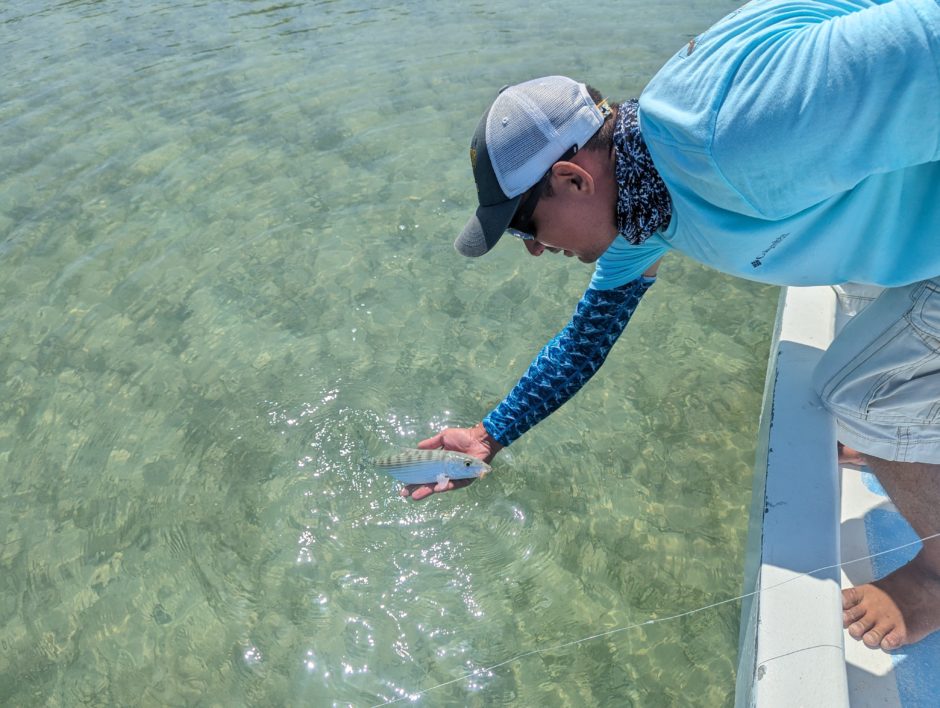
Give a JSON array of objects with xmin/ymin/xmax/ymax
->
[{"xmin": 813, "ymin": 278, "xmax": 940, "ymax": 464}]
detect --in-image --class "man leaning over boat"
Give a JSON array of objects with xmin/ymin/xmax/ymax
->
[{"xmin": 404, "ymin": 0, "xmax": 940, "ymax": 652}]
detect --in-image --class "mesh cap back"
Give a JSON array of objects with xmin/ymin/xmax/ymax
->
[
  {"xmin": 485, "ymin": 76, "xmax": 605, "ymax": 198},
  {"xmin": 454, "ymin": 76, "xmax": 608, "ymax": 258}
]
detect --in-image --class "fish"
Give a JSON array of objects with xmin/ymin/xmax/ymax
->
[{"xmin": 375, "ymin": 448, "xmax": 491, "ymax": 486}]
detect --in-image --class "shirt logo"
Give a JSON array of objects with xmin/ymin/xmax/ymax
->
[{"xmin": 751, "ymin": 233, "xmax": 790, "ymax": 268}]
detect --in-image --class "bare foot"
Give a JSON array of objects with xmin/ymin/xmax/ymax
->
[
  {"xmin": 838, "ymin": 442, "xmax": 867, "ymax": 467},
  {"xmin": 843, "ymin": 553, "xmax": 940, "ymax": 650}
]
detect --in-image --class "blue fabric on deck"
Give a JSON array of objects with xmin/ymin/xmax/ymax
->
[
  {"xmin": 861, "ymin": 470, "xmax": 885, "ymax": 497},
  {"xmin": 862, "ymin": 472, "xmax": 940, "ymax": 705}
]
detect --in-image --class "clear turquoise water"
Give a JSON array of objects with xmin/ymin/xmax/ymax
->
[{"xmin": 0, "ymin": 1, "xmax": 777, "ymax": 705}]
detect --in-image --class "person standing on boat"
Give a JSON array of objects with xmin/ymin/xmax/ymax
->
[{"xmin": 406, "ymin": 0, "xmax": 940, "ymax": 651}]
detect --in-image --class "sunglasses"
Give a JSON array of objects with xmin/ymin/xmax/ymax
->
[{"xmin": 506, "ymin": 144, "xmax": 579, "ymax": 242}]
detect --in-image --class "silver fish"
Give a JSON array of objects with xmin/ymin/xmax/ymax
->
[{"xmin": 375, "ymin": 448, "xmax": 491, "ymax": 485}]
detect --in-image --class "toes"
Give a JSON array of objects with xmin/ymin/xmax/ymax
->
[
  {"xmin": 863, "ymin": 626, "xmax": 890, "ymax": 648},
  {"xmin": 842, "ymin": 586, "xmax": 863, "ymax": 610},
  {"xmin": 862, "ymin": 621, "xmax": 906, "ymax": 649},
  {"xmin": 843, "ymin": 604, "xmax": 866, "ymax": 628},
  {"xmin": 848, "ymin": 618, "xmax": 873, "ymax": 641},
  {"xmin": 881, "ymin": 628, "xmax": 906, "ymax": 651}
]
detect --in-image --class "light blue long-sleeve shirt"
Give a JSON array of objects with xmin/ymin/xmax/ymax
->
[
  {"xmin": 485, "ymin": 0, "xmax": 940, "ymax": 445},
  {"xmin": 594, "ymin": 0, "xmax": 940, "ymax": 290}
]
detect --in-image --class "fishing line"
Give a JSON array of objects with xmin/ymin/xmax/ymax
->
[{"xmin": 369, "ymin": 531, "xmax": 940, "ymax": 707}]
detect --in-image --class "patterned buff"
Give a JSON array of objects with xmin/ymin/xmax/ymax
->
[{"xmin": 614, "ymin": 99, "xmax": 672, "ymax": 245}]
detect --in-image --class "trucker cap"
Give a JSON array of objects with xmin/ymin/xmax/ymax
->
[{"xmin": 454, "ymin": 76, "xmax": 608, "ymax": 257}]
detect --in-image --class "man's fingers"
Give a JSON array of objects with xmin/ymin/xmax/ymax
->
[
  {"xmin": 400, "ymin": 477, "xmax": 475, "ymax": 501},
  {"xmin": 417, "ymin": 432, "xmax": 445, "ymax": 450},
  {"xmin": 400, "ymin": 483, "xmax": 433, "ymax": 499},
  {"xmin": 408, "ymin": 485, "xmax": 435, "ymax": 501}
]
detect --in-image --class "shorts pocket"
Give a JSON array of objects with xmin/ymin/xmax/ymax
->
[
  {"xmin": 816, "ymin": 283, "xmax": 940, "ymax": 425},
  {"xmin": 909, "ymin": 281, "xmax": 940, "ymax": 342}
]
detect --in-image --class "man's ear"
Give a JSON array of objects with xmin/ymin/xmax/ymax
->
[{"xmin": 550, "ymin": 161, "xmax": 595, "ymax": 195}]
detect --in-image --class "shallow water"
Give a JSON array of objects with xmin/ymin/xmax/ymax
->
[{"xmin": 0, "ymin": 0, "xmax": 777, "ymax": 705}]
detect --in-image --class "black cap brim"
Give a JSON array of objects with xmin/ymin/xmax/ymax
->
[{"xmin": 453, "ymin": 196, "xmax": 521, "ymax": 257}]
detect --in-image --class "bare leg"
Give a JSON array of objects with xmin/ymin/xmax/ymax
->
[
  {"xmin": 838, "ymin": 442, "xmax": 866, "ymax": 467},
  {"xmin": 842, "ymin": 455, "xmax": 940, "ymax": 650}
]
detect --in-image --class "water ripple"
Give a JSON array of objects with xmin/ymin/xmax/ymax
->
[{"xmin": 0, "ymin": 1, "xmax": 769, "ymax": 706}]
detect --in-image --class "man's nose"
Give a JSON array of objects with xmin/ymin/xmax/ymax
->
[{"xmin": 523, "ymin": 239, "xmax": 545, "ymax": 256}]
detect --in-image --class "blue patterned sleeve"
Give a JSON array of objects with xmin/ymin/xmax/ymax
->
[{"xmin": 482, "ymin": 277, "xmax": 654, "ymax": 446}]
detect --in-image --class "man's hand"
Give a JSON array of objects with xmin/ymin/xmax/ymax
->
[{"xmin": 398, "ymin": 423, "xmax": 503, "ymax": 501}]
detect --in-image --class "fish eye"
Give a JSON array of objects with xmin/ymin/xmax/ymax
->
[{"xmin": 464, "ymin": 460, "xmax": 471, "ymax": 467}]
